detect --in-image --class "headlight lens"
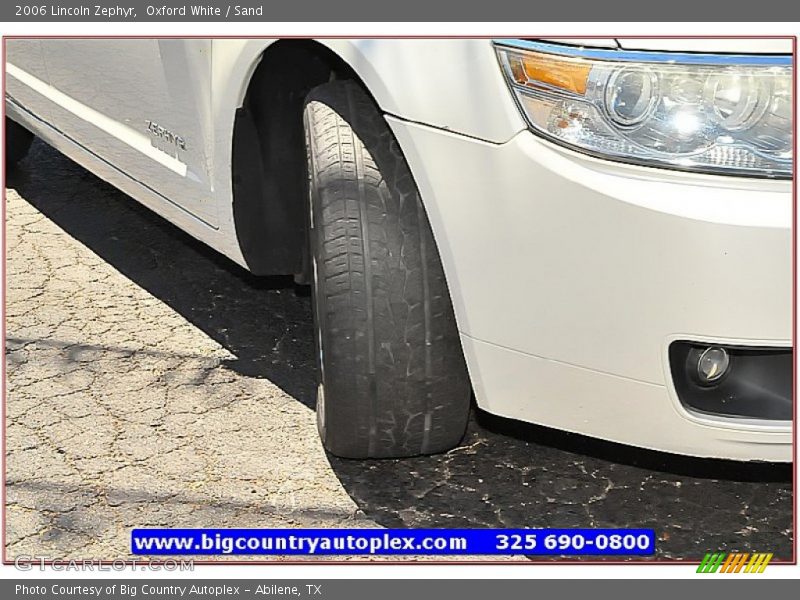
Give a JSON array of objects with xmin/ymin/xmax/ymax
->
[{"xmin": 495, "ymin": 40, "xmax": 793, "ymax": 178}]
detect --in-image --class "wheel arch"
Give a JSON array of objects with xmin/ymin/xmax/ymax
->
[
  {"xmin": 230, "ymin": 39, "xmax": 388, "ymax": 276},
  {"xmin": 227, "ymin": 38, "xmax": 518, "ymax": 276}
]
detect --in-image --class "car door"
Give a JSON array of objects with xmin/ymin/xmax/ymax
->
[
  {"xmin": 6, "ymin": 40, "xmax": 53, "ymax": 123},
  {"xmin": 39, "ymin": 39, "xmax": 217, "ymax": 226}
]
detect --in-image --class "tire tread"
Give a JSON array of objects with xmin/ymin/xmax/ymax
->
[{"xmin": 304, "ymin": 80, "xmax": 471, "ymax": 458}]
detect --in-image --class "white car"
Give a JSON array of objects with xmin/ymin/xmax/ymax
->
[{"xmin": 5, "ymin": 38, "xmax": 793, "ymax": 461}]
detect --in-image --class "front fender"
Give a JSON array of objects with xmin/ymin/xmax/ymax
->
[{"xmin": 212, "ymin": 38, "xmax": 526, "ymax": 145}]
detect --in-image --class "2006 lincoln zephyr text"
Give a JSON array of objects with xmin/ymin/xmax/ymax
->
[{"xmin": 5, "ymin": 37, "xmax": 793, "ymax": 460}]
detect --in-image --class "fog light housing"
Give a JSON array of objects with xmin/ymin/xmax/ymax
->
[
  {"xmin": 669, "ymin": 341, "xmax": 792, "ymax": 421},
  {"xmin": 692, "ymin": 346, "xmax": 731, "ymax": 386}
]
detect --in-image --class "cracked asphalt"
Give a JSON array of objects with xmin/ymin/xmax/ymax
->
[{"xmin": 4, "ymin": 141, "xmax": 794, "ymax": 562}]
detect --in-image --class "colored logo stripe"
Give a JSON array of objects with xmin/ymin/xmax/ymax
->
[
  {"xmin": 698, "ymin": 552, "xmax": 773, "ymax": 573},
  {"xmin": 744, "ymin": 553, "xmax": 773, "ymax": 573},
  {"xmin": 697, "ymin": 553, "xmax": 726, "ymax": 573},
  {"xmin": 725, "ymin": 553, "xmax": 749, "ymax": 573}
]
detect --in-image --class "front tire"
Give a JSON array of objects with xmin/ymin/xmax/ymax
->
[{"xmin": 303, "ymin": 80, "xmax": 471, "ymax": 459}]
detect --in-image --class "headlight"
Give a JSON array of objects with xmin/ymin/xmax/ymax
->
[{"xmin": 495, "ymin": 40, "xmax": 793, "ymax": 178}]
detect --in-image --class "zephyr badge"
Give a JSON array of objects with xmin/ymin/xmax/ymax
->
[{"xmin": 145, "ymin": 120, "xmax": 187, "ymax": 152}]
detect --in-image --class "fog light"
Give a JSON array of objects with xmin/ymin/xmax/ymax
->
[
  {"xmin": 670, "ymin": 341, "xmax": 791, "ymax": 420},
  {"xmin": 695, "ymin": 346, "xmax": 730, "ymax": 385}
]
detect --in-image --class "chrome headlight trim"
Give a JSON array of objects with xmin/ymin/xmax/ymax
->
[{"xmin": 494, "ymin": 39, "xmax": 793, "ymax": 179}]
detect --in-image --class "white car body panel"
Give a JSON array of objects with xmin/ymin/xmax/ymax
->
[
  {"xmin": 389, "ymin": 119, "xmax": 791, "ymax": 461},
  {"xmin": 39, "ymin": 39, "xmax": 218, "ymax": 226},
  {"xmin": 4, "ymin": 37, "xmax": 793, "ymax": 461},
  {"xmin": 214, "ymin": 38, "xmax": 528, "ymax": 142}
]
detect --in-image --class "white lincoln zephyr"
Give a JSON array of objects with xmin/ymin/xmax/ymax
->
[{"xmin": 5, "ymin": 38, "xmax": 793, "ymax": 460}]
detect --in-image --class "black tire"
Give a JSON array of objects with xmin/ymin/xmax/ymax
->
[
  {"xmin": 5, "ymin": 118, "xmax": 33, "ymax": 170},
  {"xmin": 303, "ymin": 80, "xmax": 471, "ymax": 459}
]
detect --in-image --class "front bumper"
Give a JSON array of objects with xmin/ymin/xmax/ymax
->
[{"xmin": 389, "ymin": 117, "xmax": 792, "ymax": 462}]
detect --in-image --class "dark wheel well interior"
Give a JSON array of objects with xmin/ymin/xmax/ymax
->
[{"xmin": 232, "ymin": 40, "xmax": 361, "ymax": 276}]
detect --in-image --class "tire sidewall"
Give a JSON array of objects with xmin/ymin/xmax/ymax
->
[{"xmin": 303, "ymin": 107, "xmax": 328, "ymax": 445}]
